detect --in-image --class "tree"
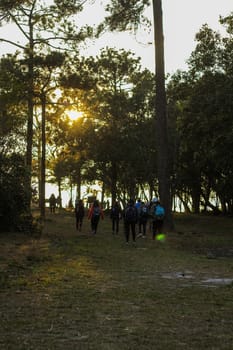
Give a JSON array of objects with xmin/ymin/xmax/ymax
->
[
  {"xmin": 0, "ymin": 0, "xmax": 93, "ymax": 211},
  {"xmin": 102, "ymin": 0, "xmax": 173, "ymax": 227},
  {"xmin": 153, "ymin": 0, "xmax": 172, "ymax": 226},
  {"xmin": 91, "ymin": 48, "xmax": 143, "ymax": 204},
  {"xmin": 84, "ymin": 48, "xmax": 158, "ymax": 204},
  {"xmin": 167, "ymin": 19, "xmax": 233, "ymax": 215},
  {"xmin": 0, "ymin": 54, "xmax": 28, "ymax": 156},
  {"xmin": 0, "ymin": 154, "xmax": 31, "ymax": 232},
  {"xmin": 33, "ymin": 51, "xmax": 66, "ymax": 217}
]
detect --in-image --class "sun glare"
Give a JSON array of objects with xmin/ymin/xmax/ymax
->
[{"xmin": 66, "ymin": 110, "xmax": 83, "ymax": 121}]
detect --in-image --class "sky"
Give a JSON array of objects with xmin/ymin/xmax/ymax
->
[
  {"xmin": 0, "ymin": 0, "xmax": 233, "ymax": 74},
  {"xmin": 1, "ymin": 0, "xmax": 232, "ymax": 204},
  {"xmin": 79, "ymin": 0, "xmax": 233, "ymax": 74},
  {"xmin": 162, "ymin": 0, "xmax": 233, "ymax": 73}
]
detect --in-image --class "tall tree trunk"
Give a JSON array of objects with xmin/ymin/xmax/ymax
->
[
  {"xmin": 111, "ymin": 161, "xmax": 117, "ymax": 206},
  {"xmin": 101, "ymin": 181, "xmax": 105, "ymax": 206},
  {"xmin": 191, "ymin": 184, "xmax": 201, "ymax": 214},
  {"xmin": 58, "ymin": 180, "xmax": 62, "ymax": 209},
  {"xmin": 26, "ymin": 50, "xmax": 34, "ymax": 212},
  {"xmin": 40, "ymin": 93, "xmax": 46, "ymax": 218},
  {"xmin": 25, "ymin": 15, "xmax": 36, "ymax": 212},
  {"xmin": 76, "ymin": 167, "xmax": 81, "ymax": 199},
  {"xmin": 153, "ymin": 0, "xmax": 174, "ymax": 229}
]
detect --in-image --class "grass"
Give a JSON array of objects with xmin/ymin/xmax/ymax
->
[{"xmin": 0, "ymin": 211, "xmax": 233, "ymax": 349}]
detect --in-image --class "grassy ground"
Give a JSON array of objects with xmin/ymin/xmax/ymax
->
[{"xmin": 0, "ymin": 211, "xmax": 233, "ymax": 350}]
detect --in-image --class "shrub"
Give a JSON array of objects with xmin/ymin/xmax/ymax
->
[{"xmin": 0, "ymin": 154, "xmax": 31, "ymax": 232}]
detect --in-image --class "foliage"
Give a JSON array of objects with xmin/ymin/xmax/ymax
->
[
  {"xmin": 0, "ymin": 154, "xmax": 31, "ymax": 231},
  {"xmin": 167, "ymin": 19, "xmax": 233, "ymax": 214},
  {"xmin": 0, "ymin": 55, "xmax": 28, "ymax": 154},
  {"xmin": 51, "ymin": 48, "xmax": 157, "ymax": 204},
  {"xmin": 1, "ymin": 1, "xmax": 233, "ymax": 218},
  {"xmin": 0, "ymin": 0, "xmax": 95, "ymax": 214},
  {"xmin": 103, "ymin": 0, "xmax": 151, "ymax": 32}
]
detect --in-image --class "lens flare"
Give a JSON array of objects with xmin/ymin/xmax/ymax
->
[{"xmin": 156, "ymin": 233, "xmax": 166, "ymax": 242}]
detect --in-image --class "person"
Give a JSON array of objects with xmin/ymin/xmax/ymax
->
[
  {"xmin": 138, "ymin": 201, "xmax": 149, "ymax": 238},
  {"xmin": 110, "ymin": 201, "xmax": 121, "ymax": 234},
  {"xmin": 150, "ymin": 198, "xmax": 165, "ymax": 240},
  {"xmin": 56, "ymin": 195, "xmax": 61, "ymax": 209},
  {"xmin": 49, "ymin": 193, "xmax": 56, "ymax": 213},
  {"xmin": 75, "ymin": 198, "xmax": 85, "ymax": 231},
  {"xmin": 88, "ymin": 200, "xmax": 104, "ymax": 235},
  {"xmin": 135, "ymin": 198, "xmax": 142, "ymax": 212},
  {"xmin": 135, "ymin": 198, "xmax": 142, "ymax": 234},
  {"xmin": 123, "ymin": 199, "xmax": 138, "ymax": 244}
]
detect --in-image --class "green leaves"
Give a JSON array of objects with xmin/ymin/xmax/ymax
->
[
  {"xmin": 104, "ymin": 0, "xmax": 151, "ymax": 32},
  {"xmin": 167, "ymin": 20, "xmax": 233, "ymax": 213}
]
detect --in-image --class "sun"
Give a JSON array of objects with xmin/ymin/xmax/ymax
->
[{"xmin": 65, "ymin": 109, "xmax": 83, "ymax": 121}]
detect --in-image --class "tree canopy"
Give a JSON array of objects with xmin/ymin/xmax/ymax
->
[{"xmin": 1, "ymin": 1, "xmax": 233, "ymax": 231}]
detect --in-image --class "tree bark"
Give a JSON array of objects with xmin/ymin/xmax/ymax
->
[
  {"xmin": 40, "ymin": 93, "xmax": 46, "ymax": 218},
  {"xmin": 111, "ymin": 161, "xmax": 117, "ymax": 206},
  {"xmin": 153, "ymin": 0, "xmax": 174, "ymax": 229},
  {"xmin": 25, "ymin": 47, "xmax": 34, "ymax": 212}
]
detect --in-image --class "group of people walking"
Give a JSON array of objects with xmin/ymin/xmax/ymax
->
[
  {"xmin": 74, "ymin": 197, "xmax": 165, "ymax": 243},
  {"xmin": 48, "ymin": 193, "xmax": 61, "ymax": 213},
  {"xmin": 115, "ymin": 198, "xmax": 165, "ymax": 243},
  {"xmin": 75, "ymin": 198, "xmax": 104, "ymax": 235}
]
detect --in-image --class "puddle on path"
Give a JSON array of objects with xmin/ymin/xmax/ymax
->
[
  {"xmin": 161, "ymin": 271, "xmax": 194, "ymax": 279},
  {"xmin": 201, "ymin": 278, "xmax": 233, "ymax": 287},
  {"xmin": 161, "ymin": 272, "xmax": 233, "ymax": 287}
]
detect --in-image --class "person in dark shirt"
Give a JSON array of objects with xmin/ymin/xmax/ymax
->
[
  {"xmin": 110, "ymin": 201, "xmax": 121, "ymax": 234},
  {"xmin": 49, "ymin": 193, "xmax": 56, "ymax": 213},
  {"xmin": 123, "ymin": 199, "xmax": 138, "ymax": 244},
  {"xmin": 88, "ymin": 200, "xmax": 104, "ymax": 235},
  {"xmin": 75, "ymin": 198, "xmax": 85, "ymax": 231},
  {"xmin": 138, "ymin": 202, "xmax": 149, "ymax": 238}
]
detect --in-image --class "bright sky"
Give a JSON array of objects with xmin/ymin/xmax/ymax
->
[
  {"xmin": 162, "ymin": 0, "xmax": 233, "ymax": 73},
  {"xmin": 79, "ymin": 0, "xmax": 233, "ymax": 74},
  {"xmin": 0, "ymin": 0, "xmax": 232, "ymax": 74}
]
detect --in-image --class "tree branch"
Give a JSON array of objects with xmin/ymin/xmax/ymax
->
[{"xmin": 0, "ymin": 38, "xmax": 25, "ymax": 50}]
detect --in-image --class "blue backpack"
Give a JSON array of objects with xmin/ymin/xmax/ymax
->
[{"xmin": 154, "ymin": 204, "xmax": 165, "ymax": 220}]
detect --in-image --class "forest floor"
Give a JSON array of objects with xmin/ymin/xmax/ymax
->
[{"xmin": 0, "ymin": 210, "xmax": 233, "ymax": 350}]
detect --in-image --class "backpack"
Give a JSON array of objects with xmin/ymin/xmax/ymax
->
[
  {"xmin": 154, "ymin": 204, "xmax": 165, "ymax": 220},
  {"xmin": 76, "ymin": 204, "xmax": 84, "ymax": 216},
  {"xmin": 141, "ymin": 206, "xmax": 148, "ymax": 215},
  {"xmin": 125, "ymin": 206, "xmax": 137, "ymax": 223},
  {"xmin": 111, "ymin": 206, "xmax": 120, "ymax": 218},
  {"xmin": 93, "ymin": 206, "xmax": 100, "ymax": 217}
]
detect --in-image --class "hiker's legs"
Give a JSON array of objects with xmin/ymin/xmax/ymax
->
[
  {"xmin": 152, "ymin": 220, "xmax": 163, "ymax": 239},
  {"xmin": 112, "ymin": 218, "xmax": 116, "ymax": 233},
  {"xmin": 79, "ymin": 216, "xmax": 83, "ymax": 230},
  {"xmin": 157, "ymin": 220, "xmax": 163, "ymax": 234},
  {"xmin": 116, "ymin": 218, "xmax": 119, "ymax": 233},
  {"xmin": 139, "ymin": 221, "xmax": 142, "ymax": 234},
  {"xmin": 142, "ymin": 221, "xmax": 147, "ymax": 236},
  {"xmin": 92, "ymin": 217, "xmax": 99, "ymax": 234},
  {"xmin": 76, "ymin": 215, "xmax": 79, "ymax": 230},
  {"xmin": 91, "ymin": 218, "xmax": 96, "ymax": 233},
  {"xmin": 131, "ymin": 223, "xmax": 136, "ymax": 242},
  {"xmin": 152, "ymin": 220, "xmax": 156, "ymax": 240},
  {"xmin": 124, "ymin": 222, "xmax": 130, "ymax": 242}
]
